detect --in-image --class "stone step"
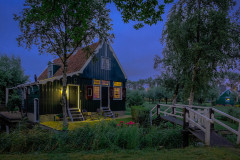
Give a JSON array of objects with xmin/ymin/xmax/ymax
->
[
  {"xmin": 71, "ymin": 114, "xmax": 83, "ymax": 117},
  {"xmin": 69, "ymin": 108, "xmax": 79, "ymax": 111}
]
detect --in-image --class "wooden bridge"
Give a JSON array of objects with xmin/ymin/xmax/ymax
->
[{"xmin": 150, "ymin": 104, "xmax": 240, "ymax": 147}]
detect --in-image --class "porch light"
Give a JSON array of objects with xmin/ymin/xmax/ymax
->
[{"xmin": 60, "ymin": 89, "xmax": 67, "ymax": 95}]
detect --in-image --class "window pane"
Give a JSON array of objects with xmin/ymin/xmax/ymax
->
[
  {"xmin": 114, "ymin": 82, "xmax": 122, "ymax": 87},
  {"xmin": 102, "ymin": 80, "xmax": 109, "ymax": 86},
  {"xmin": 114, "ymin": 87, "xmax": 121, "ymax": 99},
  {"xmin": 93, "ymin": 86, "xmax": 100, "ymax": 99},
  {"xmin": 88, "ymin": 88, "xmax": 92, "ymax": 96},
  {"xmin": 106, "ymin": 58, "xmax": 109, "ymax": 70},
  {"xmin": 94, "ymin": 79, "xmax": 101, "ymax": 85}
]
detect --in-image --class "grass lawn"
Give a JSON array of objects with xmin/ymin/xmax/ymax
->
[
  {"xmin": 1, "ymin": 147, "xmax": 240, "ymax": 160},
  {"xmin": 41, "ymin": 116, "xmax": 133, "ymax": 130}
]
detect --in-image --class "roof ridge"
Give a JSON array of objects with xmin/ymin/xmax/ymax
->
[{"xmin": 38, "ymin": 41, "xmax": 100, "ymax": 81}]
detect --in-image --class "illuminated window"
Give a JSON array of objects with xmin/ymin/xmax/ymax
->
[
  {"xmin": 93, "ymin": 86, "xmax": 100, "ymax": 99},
  {"xmin": 102, "ymin": 80, "xmax": 109, "ymax": 86},
  {"xmin": 93, "ymin": 79, "xmax": 101, "ymax": 85},
  {"xmin": 114, "ymin": 81, "xmax": 122, "ymax": 87},
  {"xmin": 225, "ymin": 98, "xmax": 230, "ymax": 102},
  {"xmin": 114, "ymin": 87, "xmax": 121, "ymax": 100}
]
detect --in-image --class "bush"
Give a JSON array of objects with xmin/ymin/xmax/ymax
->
[
  {"xmin": 211, "ymin": 101, "xmax": 216, "ymax": 106},
  {"xmin": 0, "ymin": 122, "xmax": 182, "ymax": 153},
  {"xmin": 126, "ymin": 90, "xmax": 144, "ymax": 107},
  {"xmin": 7, "ymin": 90, "xmax": 21, "ymax": 111},
  {"xmin": 131, "ymin": 106, "xmax": 150, "ymax": 127}
]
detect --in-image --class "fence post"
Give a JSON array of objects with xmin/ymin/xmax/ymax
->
[
  {"xmin": 6, "ymin": 125, "xmax": 9, "ymax": 134},
  {"xmin": 209, "ymin": 108, "xmax": 214, "ymax": 130},
  {"xmin": 205, "ymin": 119, "xmax": 211, "ymax": 146},
  {"xmin": 172, "ymin": 106, "xmax": 175, "ymax": 115},
  {"xmin": 157, "ymin": 104, "xmax": 160, "ymax": 116},
  {"xmin": 150, "ymin": 111, "xmax": 152, "ymax": 126},
  {"xmin": 237, "ymin": 122, "xmax": 240, "ymax": 145},
  {"xmin": 182, "ymin": 108, "xmax": 189, "ymax": 147}
]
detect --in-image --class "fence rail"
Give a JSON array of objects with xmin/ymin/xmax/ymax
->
[{"xmin": 150, "ymin": 104, "xmax": 240, "ymax": 145}]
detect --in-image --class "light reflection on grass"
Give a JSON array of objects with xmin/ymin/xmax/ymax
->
[{"xmin": 41, "ymin": 116, "xmax": 133, "ymax": 130}]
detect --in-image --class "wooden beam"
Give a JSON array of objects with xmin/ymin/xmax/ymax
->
[
  {"xmin": 150, "ymin": 111, "xmax": 152, "ymax": 126},
  {"xmin": 213, "ymin": 118, "xmax": 238, "ymax": 135},
  {"xmin": 205, "ymin": 120, "xmax": 211, "ymax": 146},
  {"xmin": 6, "ymin": 125, "xmax": 9, "ymax": 134},
  {"xmin": 212, "ymin": 108, "xmax": 240, "ymax": 123},
  {"xmin": 5, "ymin": 88, "xmax": 9, "ymax": 106},
  {"xmin": 237, "ymin": 123, "xmax": 240, "ymax": 145}
]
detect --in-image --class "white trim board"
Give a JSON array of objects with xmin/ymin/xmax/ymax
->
[{"xmin": 108, "ymin": 42, "xmax": 127, "ymax": 79}]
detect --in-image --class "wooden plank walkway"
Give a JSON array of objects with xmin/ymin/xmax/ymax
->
[
  {"xmin": 158, "ymin": 115, "xmax": 233, "ymax": 147},
  {"xmin": 189, "ymin": 129, "xmax": 233, "ymax": 147},
  {"xmin": 160, "ymin": 115, "xmax": 183, "ymax": 126}
]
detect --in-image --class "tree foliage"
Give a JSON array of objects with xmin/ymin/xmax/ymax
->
[
  {"xmin": 160, "ymin": 0, "xmax": 240, "ymax": 105},
  {"xmin": 126, "ymin": 89, "xmax": 144, "ymax": 107},
  {"xmin": 14, "ymin": 0, "xmax": 113, "ymax": 129},
  {"xmin": 7, "ymin": 90, "xmax": 22, "ymax": 111},
  {"xmin": 108, "ymin": 0, "xmax": 173, "ymax": 29},
  {"xmin": 0, "ymin": 55, "xmax": 29, "ymax": 104},
  {"xmin": 15, "ymin": 0, "xmax": 174, "ymax": 128}
]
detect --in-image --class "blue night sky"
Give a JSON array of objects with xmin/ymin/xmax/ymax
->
[{"xmin": 0, "ymin": 1, "xmax": 172, "ymax": 82}]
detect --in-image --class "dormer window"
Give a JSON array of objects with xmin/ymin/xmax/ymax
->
[{"xmin": 48, "ymin": 61, "xmax": 53, "ymax": 78}]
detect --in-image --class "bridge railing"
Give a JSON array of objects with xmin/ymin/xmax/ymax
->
[
  {"xmin": 212, "ymin": 108, "xmax": 240, "ymax": 145},
  {"xmin": 150, "ymin": 104, "xmax": 184, "ymax": 125},
  {"xmin": 184, "ymin": 107, "xmax": 214, "ymax": 145},
  {"xmin": 150, "ymin": 104, "xmax": 240, "ymax": 145}
]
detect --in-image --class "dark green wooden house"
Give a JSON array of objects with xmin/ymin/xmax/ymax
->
[
  {"xmin": 7, "ymin": 42, "xmax": 127, "ymax": 122},
  {"xmin": 216, "ymin": 89, "xmax": 236, "ymax": 106}
]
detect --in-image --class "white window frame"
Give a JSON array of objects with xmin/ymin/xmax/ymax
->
[
  {"xmin": 113, "ymin": 87, "xmax": 122, "ymax": 100},
  {"xmin": 93, "ymin": 85, "xmax": 101, "ymax": 100},
  {"xmin": 48, "ymin": 63, "xmax": 53, "ymax": 78},
  {"xmin": 101, "ymin": 57, "xmax": 111, "ymax": 70}
]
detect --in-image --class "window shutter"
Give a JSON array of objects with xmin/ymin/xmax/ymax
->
[
  {"xmin": 122, "ymin": 88, "xmax": 126, "ymax": 100},
  {"xmin": 86, "ymin": 86, "xmax": 93, "ymax": 100},
  {"xmin": 110, "ymin": 87, "xmax": 113, "ymax": 99}
]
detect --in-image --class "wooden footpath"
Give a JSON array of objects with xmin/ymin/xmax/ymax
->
[{"xmin": 150, "ymin": 104, "xmax": 240, "ymax": 147}]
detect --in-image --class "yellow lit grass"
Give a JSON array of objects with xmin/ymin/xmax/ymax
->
[{"xmin": 41, "ymin": 118, "xmax": 112, "ymax": 130}]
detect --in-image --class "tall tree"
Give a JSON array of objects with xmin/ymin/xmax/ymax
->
[
  {"xmin": 162, "ymin": 0, "xmax": 240, "ymax": 106},
  {"xmin": 15, "ymin": 0, "xmax": 174, "ymax": 129},
  {"xmin": 14, "ymin": 0, "xmax": 113, "ymax": 129},
  {"xmin": 0, "ymin": 55, "xmax": 29, "ymax": 104}
]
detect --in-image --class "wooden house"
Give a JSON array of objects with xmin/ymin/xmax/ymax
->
[
  {"xmin": 6, "ymin": 42, "xmax": 127, "ymax": 122},
  {"xmin": 216, "ymin": 79, "xmax": 240, "ymax": 106}
]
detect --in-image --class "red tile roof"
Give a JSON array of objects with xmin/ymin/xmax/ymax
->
[{"xmin": 38, "ymin": 42, "xmax": 100, "ymax": 80}]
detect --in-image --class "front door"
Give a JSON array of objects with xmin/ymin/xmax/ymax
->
[
  {"xmin": 68, "ymin": 85, "xmax": 79, "ymax": 109},
  {"xmin": 101, "ymin": 87, "xmax": 108, "ymax": 107}
]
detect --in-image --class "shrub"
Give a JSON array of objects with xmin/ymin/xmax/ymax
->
[
  {"xmin": 126, "ymin": 89, "xmax": 144, "ymax": 107},
  {"xmin": 131, "ymin": 106, "xmax": 150, "ymax": 127},
  {"xmin": 7, "ymin": 90, "xmax": 21, "ymax": 111},
  {"xmin": 0, "ymin": 122, "xmax": 182, "ymax": 153},
  {"xmin": 211, "ymin": 101, "xmax": 216, "ymax": 106}
]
